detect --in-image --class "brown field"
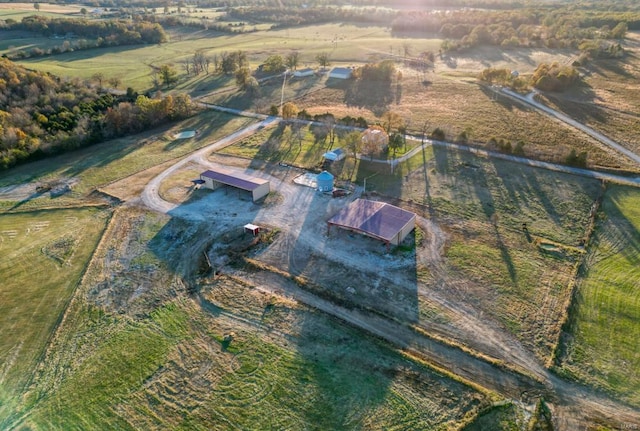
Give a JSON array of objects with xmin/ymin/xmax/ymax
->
[{"xmin": 0, "ymin": 3, "xmax": 83, "ymax": 13}]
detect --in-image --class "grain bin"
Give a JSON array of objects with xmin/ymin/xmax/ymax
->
[{"xmin": 317, "ymin": 170, "xmax": 334, "ymax": 192}]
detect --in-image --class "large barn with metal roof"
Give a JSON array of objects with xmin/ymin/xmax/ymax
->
[
  {"xmin": 327, "ymin": 199, "xmax": 416, "ymax": 246},
  {"xmin": 200, "ymin": 168, "xmax": 270, "ymax": 202}
]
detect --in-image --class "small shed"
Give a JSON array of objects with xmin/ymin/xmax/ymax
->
[
  {"xmin": 200, "ymin": 168, "xmax": 270, "ymax": 202},
  {"xmin": 244, "ymin": 223, "xmax": 261, "ymax": 236},
  {"xmin": 317, "ymin": 171, "xmax": 334, "ymax": 192},
  {"xmin": 323, "ymin": 148, "xmax": 346, "ymax": 161},
  {"xmin": 329, "ymin": 67, "xmax": 353, "ymax": 79},
  {"xmin": 294, "ymin": 68, "xmax": 314, "ymax": 77}
]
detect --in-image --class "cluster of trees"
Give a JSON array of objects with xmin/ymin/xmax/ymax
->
[
  {"xmin": 531, "ymin": 63, "xmax": 579, "ymax": 92},
  {"xmin": 478, "ymin": 63, "xmax": 579, "ymax": 92},
  {"xmin": 346, "ymin": 60, "xmax": 400, "ymax": 110},
  {"xmin": 226, "ymin": 6, "xmax": 393, "ymax": 28},
  {"xmin": 388, "ymin": 6, "xmax": 638, "ymax": 53},
  {"xmin": 1, "ymin": 15, "xmax": 166, "ymax": 60},
  {"xmin": 0, "ymin": 58, "xmax": 193, "ymax": 169}
]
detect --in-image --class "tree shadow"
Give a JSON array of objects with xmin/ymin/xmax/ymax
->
[
  {"xmin": 601, "ymin": 187, "xmax": 640, "ymax": 265},
  {"xmin": 446, "ymin": 148, "xmax": 518, "ymax": 285},
  {"xmin": 478, "ymin": 85, "xmax": 523, "ymax": 112},
  {"xmin": 344, "ymin": 78, "xmax": 394, "ymax": 115}
]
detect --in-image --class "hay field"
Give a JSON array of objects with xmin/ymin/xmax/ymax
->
[{"xmin": 0, "ymin": 207, "xmax": 110, "ymax": 423}]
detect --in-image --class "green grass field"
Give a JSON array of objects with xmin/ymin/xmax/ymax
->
[
  {"xmin": 0, "ymin": 207, "xmax": 110, "ymax": 423},
  {"xmin": 4, "ymin": 208, "xmax": 493, "ymax": 430},
  {"xmin": 15, "ymin": 23, "xmax": 441, "ymax": 91},
  {"xmin": 557, "ymin": 185, "xmax": 640, "ymax": 406}
]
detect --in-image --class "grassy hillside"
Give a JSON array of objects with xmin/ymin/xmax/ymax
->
[
  {"xmin": 0, "ymin": 207, "xmax": 110, "ymax": 421},
  {"xmin": 557, "ymin": 185, "xmax": 640, "ymax": 406},
  {"xmin": 5, "ymin": 208, "xmax": 492, "ymax": 430},
  {"xmin": 0, "ymin": 111, "xmax": 255, "ymax": 211}
]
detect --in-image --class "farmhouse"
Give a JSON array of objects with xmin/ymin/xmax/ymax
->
[
  {"xmin": 329, "ymin": 67, "xmax": 353, "ymax": 79},
  {"xmin": 200, "ymin": 168, "xmax": 270, "ymax": 202},
  {"xmin": 327, "ymin": 199, "xmax": 416, "ymax": 246},
  {"xmin": 294, "ymin": 68, "xmax": 315, "ymax": 77}
]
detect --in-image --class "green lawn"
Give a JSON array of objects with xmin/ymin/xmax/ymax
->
[
  {"xmin": 0, "ymin": 207, "xmax": 110, "ymax": 423},
  {"xmin": 15, "ymin": 23, "xmax": 441, "ymax": 92},
  {"xmin": 557, "ymin": 185, "xmax": 640, "ymax": 406}
]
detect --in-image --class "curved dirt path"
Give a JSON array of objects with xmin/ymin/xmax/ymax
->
[
  {"xmin": 141, "ymin": 129, "xmax": 640, "ymax": 430},
  {"xmin": 501, "ymin": 87, "xmax": 640, "ymax": 166}
]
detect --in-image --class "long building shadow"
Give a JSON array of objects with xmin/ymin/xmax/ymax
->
[{"xmin": 146, "ymin": 166, "xmax": 408, "ymax": 427}]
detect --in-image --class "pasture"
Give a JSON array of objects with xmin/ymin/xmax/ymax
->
[
  {"xmin": 216, "ymin": 132, "xmax": 602, "ymax": 363},
  {"xmin": 0, "ymin": 206, "xmax": 110, "ymax": 423},
  {"xmin": 557, "ymin": 185, "xmax": 640, "ymax": 406},
  {"xmin": 0, "ymin": 3, "xmax": 83, "ymax": 20},
  {"xmin": 541, "ymin": 32, "xmax": 640, "ymax": 157},
  {"xmin": 7, "ymin": 207, "xmax": 495, "ymax": 430}
]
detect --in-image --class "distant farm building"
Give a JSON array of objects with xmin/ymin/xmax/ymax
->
[
  {"xmin": 317, "ymin": 171, "xmax": 335, "ymax": 192},
  {"xmin": 323, "ymin": 148, "xmax": 345, "ymax": 161},
  {"xmin": 327, "ymin": 199, "xmax": 416, "ymax": 246},
  {"xmin": 294, "ymin": 68, "xmax": 315, "ymax": 77},
  {"xmin": 329, "ymin": 67, "xmax": 353, "ymax": 79},
  {"xmin": 200, "ymin": 168, "xmax": 270, "ymax": 202}
]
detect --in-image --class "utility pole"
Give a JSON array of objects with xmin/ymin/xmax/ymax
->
[
  {"xmin": 363, "ymin": 172, "xmax": 378, "ymax": 194},
  {"xmin": 280, "ymin": 69, "xmax": 289, "ymax": 114}
]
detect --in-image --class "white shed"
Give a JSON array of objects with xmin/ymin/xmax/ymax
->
[
  {"xmin": 323, "ymin": 148, "xmax": 346, "ymax": 161},
  {"xmin": 329, "ymin": 67, "xmax": 353, "ymax": 79},
  {"xmin": 294, "ymin": 68, "xmax": 315, "ymax": 77}
]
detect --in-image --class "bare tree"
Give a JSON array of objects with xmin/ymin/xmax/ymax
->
[
  {"xmin": 182, "ymin": 59, "xmax": 191, "ymax": 75},
  {"xmin": 108, "ymin": 77, "xmax": 121, "ymax": 89},
  {"xmin": 316, "ymin": 52, "xmax": 331, "ymax": 69},
  {"xmin": 285, "ymin": 51, "xmax": 300, "ymax": 71},
  {"xmin": 193, "ymin": 51, "xmax": 207, "ymax": 75},
  {"xmin": 92, "ymin": 72, "xmax": 105, "ymax": 89}
]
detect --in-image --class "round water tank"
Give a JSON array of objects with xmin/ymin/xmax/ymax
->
[{"xmin": 317, "ymin": 170, "xmax": 334, "ymax": 192}]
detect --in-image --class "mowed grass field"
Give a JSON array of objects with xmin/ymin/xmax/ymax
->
[
  {"xmin": 5, "ymin": 207, "xmax": 496, "ymax": 430},
  {"xmin": 557, "ymin": 185, "xmax": 640, "ymax": 406},
  {"xmin": 0, "ymin": 206, "xmax": 110, "ymax": 422},
  {"xmin": 15, "ymin": 24, "xmax": 442, "ymax": 91}
]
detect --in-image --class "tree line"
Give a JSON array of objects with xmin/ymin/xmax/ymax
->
[
  {"xmin": 0, "ymin": 58, "xmax": 193, "ymax": 170},
  {"xmin": 0, "ymin": 15, "xmax": 166, "ymax": 60}
]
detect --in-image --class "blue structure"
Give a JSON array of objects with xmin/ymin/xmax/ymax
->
[{"xmin": 317, "ymin": 171, "xmax": 334, "ymax": 192}]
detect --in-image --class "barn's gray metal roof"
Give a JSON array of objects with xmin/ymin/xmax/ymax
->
[
  {"xmin": 200, "ymin": 168, "xmax": 268, "ymax": 192},
  {"xmin": 328, "ymin": 199, "xmax": 415, "ymax": 243}
]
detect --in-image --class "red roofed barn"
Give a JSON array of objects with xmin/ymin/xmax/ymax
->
[{"xmin": 327, "ymin": 199, "xmax": 416, "ymax": 246}]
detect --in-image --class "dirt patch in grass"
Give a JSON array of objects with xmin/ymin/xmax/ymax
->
[{"xmin": 16, "ymin": 205, "xmax": 490, "ymax": 430}]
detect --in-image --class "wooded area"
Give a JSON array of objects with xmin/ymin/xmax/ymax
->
[{"xmin": 0, "ymin": 58, "xmax": 192, "ymax": 169}]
